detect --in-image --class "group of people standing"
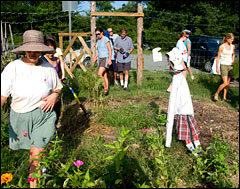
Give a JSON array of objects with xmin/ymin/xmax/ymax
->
[{"xmin": 93, "ymin": 27, "xmax": 134, "ymax": 95}]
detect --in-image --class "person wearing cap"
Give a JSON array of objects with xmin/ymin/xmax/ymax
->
[
  {"xmin": 166, "ymin": 31, "xmax": 189, "ymax": 92},
  {"xmin": 107, "ymin": 27, "xmax": 119, "ymax": 85},
  {"xmin": 1, "ymin": 30, "xmax": 63, "ymax": 188},
  {"xmin": 165, "ymin": 48, "xmax": 202, "ymax": 157},
  {"xmin": 183, "ymin": 29, "xmax": 194, "ymax": 80}
]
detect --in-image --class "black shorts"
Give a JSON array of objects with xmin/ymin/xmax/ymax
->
[
  {"xmin": 117, "ymin": 62, "xmax": 131, "ymax": 72},
  {"xmin": 109, "ymin": 60, "xmax": 117, "ymax": 72}
]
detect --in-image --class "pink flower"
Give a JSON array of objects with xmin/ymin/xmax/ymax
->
[
  {"xmin": 22, "ymin": 131, "xmax": 29, "ymax": 137},
  {"xmin": 28, "ymin": 177, "xmax": 37, "ymax": 182},
  {"xmin": 143, "ymin": 129, "xmax": 150, "ymax": 133},
  {"xmin": 73, "ymin": 160, "xmax": 84, "ymax": 167},
  {"xmin": 98, "ymin": 180, "xmax": 103, "ymax": 186}
]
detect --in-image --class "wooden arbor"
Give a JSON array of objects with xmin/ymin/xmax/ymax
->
[
  {"xmin": 58, "ymin": 32, "xmax": 91, "ymax": 78},
  {"xmin": 90, "ymin": 1, "xmax": 144, "ymax": 85}
]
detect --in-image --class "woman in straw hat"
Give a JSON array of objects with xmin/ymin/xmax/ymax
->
[{"xmin": 1, "ymin": 30, "xmax": 63, "ymax": 188}]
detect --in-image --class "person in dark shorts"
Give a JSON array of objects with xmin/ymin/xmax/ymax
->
[
  {"xmin": 114, "ymin": 28, "xmax": 134, "ymax": 92},
  {"xmin": 107, "ymin": 27, "xmax": 119, "ymax": 85}
]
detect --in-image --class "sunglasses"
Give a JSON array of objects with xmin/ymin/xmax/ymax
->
[
  {"xmin": 96, "ymin": 33, "xmax": 101, "ymax": 36},
  {"xmin": 185, "ymin": 36, "xmax": 189, "ymax": 38}
]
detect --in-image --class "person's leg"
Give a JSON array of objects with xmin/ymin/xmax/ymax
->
[
  {"xmin": 124, "ymin": 70, "xmax": 129, "ymax": 88},
  {"xmin": 188, "ymin": 67, "xmax": 194, "ymax": 80},
  {"xmin": 182, "ymin": 70, "xmax": 188, "ymax": 79},
  {"xmin": 119, "ymin": 72, "xmax": 124, "ymax": 87},
  {"xmin": 114, "ymin": 72, "xmax": 118, "ymax": 84},
  {"xmin": 29, "ymin": 147, "xmax": 44, "ymax": 188},
  {"xmin": 214, "ymin": 75, "xmax": 228, "ymax": 101},
  {"xmin": 223, "ymin": 75, "xmax": 231, "ymax": 100},
  {"xmin": 98, "ymin": 67, "xmax": 107, "ymax": 91},
  {"xmin": 167, "ymin": 82, "xmax": 172, "ymax": 93},
  {"xmin": 103, "ymin": 70, "xmax": 109, "ymax": 92}
]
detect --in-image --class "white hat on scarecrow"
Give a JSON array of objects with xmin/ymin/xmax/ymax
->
[{"xmin": 166, "ymin": 47, "xmax": 184, "ymax": 71}]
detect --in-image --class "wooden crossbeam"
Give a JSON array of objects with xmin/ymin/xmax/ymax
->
[
  {"xmin": 62, "ymin": 36, "xmax": 77, "ymax": 58},
  {"xmin": 77, "ymin": 36, "xmax": 92, "ymax": 58},
  {"xmin": 91, "ymin": 12, "xmax": 144, "ymax": 17},
  {"xmin": 70, "ymin": 48, "xmax": 86, "ymax": 72}
]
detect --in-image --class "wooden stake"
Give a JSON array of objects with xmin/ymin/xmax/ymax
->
[
  {"xmin": 91, "ymin": 1, "xmax": 96, "ymax": 65},
  {"xmin": 137, "ymin": 3, "xmax": 143, "ymax": 85}
]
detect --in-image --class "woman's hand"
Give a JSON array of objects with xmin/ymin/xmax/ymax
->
[
  {"xmin": 40, "ymin": 93, "xmax": 59, "ymax": 112},
  {"xmin": 107, "ymin": 59, "xmax": 112, "ymax": 66}
]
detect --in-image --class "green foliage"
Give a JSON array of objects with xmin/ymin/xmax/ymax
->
[
  {"xmin": 100, "ymin": 102, "xmax": 157, "ymax": 129},
  {"xmin": 104, "ymin": 126, "xmax": 131, "ymax": 187},
  {"xmin": 233, "ymin": 57, "xmax": 239, "ymax": 78},
  {"xmin": 1, "ymin": 109, "xmax": 9, "ymax": 148},
  {"xmin": 190, "ymin": 134, "xmax": 238, "ymax": 188}
]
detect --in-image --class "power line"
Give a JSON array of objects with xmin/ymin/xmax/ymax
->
[
  {"xmin": 1, "ymin": 10, "xmax": 65, "ymax": 15},
  {"xmin": 143, "ymin": 17, "xmax": 239, "ymax": 29},
  {"xmin": 144, "ymin": 10, "xmax": 239, "ymax": 22},
  {"xmin": 3, "ymin": 15, "xmax": 69, "ymax": 25}
]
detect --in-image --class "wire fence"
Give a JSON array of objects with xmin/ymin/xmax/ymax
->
[{"xmin": 1, "ymin": 7, "xmax": 239, "ymax": 72}]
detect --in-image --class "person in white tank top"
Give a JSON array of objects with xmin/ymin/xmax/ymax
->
[{"xmin": 214, "ymin": 33, "xmax": 235, "ymax": 102}]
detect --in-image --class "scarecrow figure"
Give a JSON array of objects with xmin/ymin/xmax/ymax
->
[{"xmin": 165, "ymin": 47, "xmax": 202, "ymax": 157}]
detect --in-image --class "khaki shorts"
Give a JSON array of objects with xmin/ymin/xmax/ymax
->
[
  {"xmin": 220, "ymin": 64, "xmax": 233, "ymax": 77},
  {"xmin": 98, "ymin": 57, "xmax": 109, "ymax": 69}
]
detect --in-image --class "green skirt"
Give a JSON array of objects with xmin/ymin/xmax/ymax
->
[{"xmin": 9, "ymin": 108, "xmax": 57, "ymax": 150}]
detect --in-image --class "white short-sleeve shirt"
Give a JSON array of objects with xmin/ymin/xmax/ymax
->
[{"xmin": 1, "ymin": 59, "xmax": 63, "ymax": 113}]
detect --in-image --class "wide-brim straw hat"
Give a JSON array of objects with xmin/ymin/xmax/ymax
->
[
  {"xmin": 166, "ymin": 47, "xmax": 184, "ymax": 71},
  {"xmin": 11, "ymin": 30, "xmax": 55, "ymax": 55}
]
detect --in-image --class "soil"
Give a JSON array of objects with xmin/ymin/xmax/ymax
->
[{"xmin": 59, "ymin": 96, "xmax": 239, "ymax": 153}]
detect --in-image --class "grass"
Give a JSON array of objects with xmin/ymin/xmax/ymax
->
[{"xmin": 1, "ymin": 66, "xmax": 239, "ymax": 188}]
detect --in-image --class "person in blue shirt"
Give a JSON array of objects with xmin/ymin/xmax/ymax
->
[
  {"xmin": 93, "ymin": 27, "xmax": 112, "ymax": 96},
  {"xmin": 183, "ymin": 29, "xmax": 194, "ymax": 80}
]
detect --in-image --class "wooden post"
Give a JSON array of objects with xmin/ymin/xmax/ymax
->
[
  {"xmin": 1, "ymin": 21, "xmax": 4, "ymax": 52},
  {"xmin": 9, "ymin": 24, "xmax": 14, "ymax": 46},
  {"xmin": 137, "ymin": 3, "xmax": 143, "ymax": 85},
  {"xmin": 91, "ymin": 1, "xmax": 96, "ymax": 65},
  {"xmin": 59, "ymin": 35, "xmax": 63, "ymax": 52}
]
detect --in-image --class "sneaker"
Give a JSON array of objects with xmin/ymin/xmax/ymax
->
[
  {"xmin": 120, "ymin": 85, "xmax": 124, "ymax": 88},
  {"xmin": 191, "ymin": 75, "xmax": 194, "ymax": 80},
  {"xmin": 123, "ymin": 87, "xmax": 130, "ymax": 92},
  {"xmin": 104, "ymin": 90, "xmax": 109, "ymax": 96}
]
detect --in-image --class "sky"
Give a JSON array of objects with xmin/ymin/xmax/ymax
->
[{"xmin": 78, "ymin": 1, "xmax": 129, "ymax": 14}]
